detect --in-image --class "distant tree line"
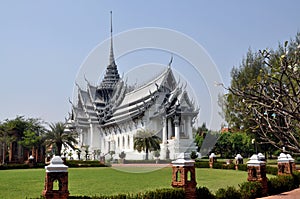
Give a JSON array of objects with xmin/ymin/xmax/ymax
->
[{"xmin": 0, "ymin": 116, "xmax": 77, "ymax": 164}]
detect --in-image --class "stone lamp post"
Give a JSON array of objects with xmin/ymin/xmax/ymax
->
[
  {"xmin": 171, "ymin": 157, "xmax": 197, "ymax": 199},
  {"xmin": 42, "ymin": 156, "xmax": 69, "ymax": 199},
  {"xmin": 234, "ymin": 154, "xmax": 243, "ymax": 170},
  {"xmin": 209, "ymin": 153, "xmax": 216, "ymax": 168},
  {"xmin": 278, "ymin": 153, "xmax": 295, "ymax": 175},
  {"xmin": 247, "ymin": 154, "xmax": 268, "ymax": 196}
]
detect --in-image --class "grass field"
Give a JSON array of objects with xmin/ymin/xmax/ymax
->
[{"xmin": 0, "ymin": 167, "xmax": 274, "ymax": 199}]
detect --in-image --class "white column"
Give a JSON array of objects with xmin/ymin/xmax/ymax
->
[
  {"xmin": 89, "ymin": 123, "xmax": 94, "ymax": 150},
  {"xmin": 130, "ymin": 134, "xmax": 134, "ymax": 150},
  {"xmin": 168, "ymin": 119, "xmax": 172, "ymax": 139},
  {"xmin": 187, "ymin": 116, "xmax": 193, "ymax": 139},
  {"xmin": 174, "ymin": 118, "xmax": 180, "ymax": 140},
  {"xmin": 162, "ymin": 117, "xmax": 167, "ymax": 144},
  {"xmin": 124, "ymin": 134, "xmax": 128, "ymax": 150}
]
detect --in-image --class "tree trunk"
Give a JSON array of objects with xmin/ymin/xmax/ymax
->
[
  {"xmin": 145, "ymin": 147, "xmax": 149, "ymax": 160},
  {"xmin": 56, "ymin": 143, "xmax": 62, "ymax": 156}
]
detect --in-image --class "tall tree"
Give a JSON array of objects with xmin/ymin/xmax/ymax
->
[
  {"xmin": 0, "ymin": 116, "xmax": 45, "ymax": 163},
  {"xmin": 0, "ymin": 124, "xmax": 16, "ymax": 164},
  {"xmin": 194, "ymin": 123, "xmax": 209, "ymax": 151},
  {"xmin": 44, "ymin": 122, "xmax": 78, "ymax": 156},
  {"xmin": 224, "ymin": 33, "xmax": 300, "ymax": 154},
  {"xmin": 134, "ymin": 129, "xmax": 161, "ymax": 160}
]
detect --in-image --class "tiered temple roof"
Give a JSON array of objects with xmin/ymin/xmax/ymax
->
[{"xmin": 71, "ymin": 13, "xmax": 198, "ymax": 131}]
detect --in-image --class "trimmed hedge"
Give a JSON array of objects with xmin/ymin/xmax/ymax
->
[
  {"xmin": 196, "ymin": 186, "xmax": 215, "ymax": 199},
  {"xmin": 68, "ymin": 188, "xmax": 185, "ymax": 199},
  {"xmin": 239, "ymin": 181, "xmax": 263, "ymax": 199},
  {"xmin": 123, "ymin": 159, "xmax": 172, "ymax": 164},
  {"xmin": 237, "ymin": 164, "xmax": 247, "ymax": 171},
  {"xmin": 268, "ymin": 175, "xmax": 296, "ymax": 195},
  {"xmin": 215, "ymin": 186, "xmax": 241, "ymax": 199},
  {"xmin": 195, "ymin": 161, "xmax": 210, "ymax": 168},
  {"xmin": 213, "ymin": 162, "xmax": 235, "ymax": 170},
  {"xmin": 66, "ymin": 160, "xmax": 107, "ymax": 168},
  {"xmin": 0, "ymin": 163, "xmax": 47, "ymax": 170},
  {"xmin": 266, "ymin": 166, "xmax": 278, "ymax": 175},
  {"xmin": 0, "ymin": 164, "xmax": 30, "ymax": 170}
]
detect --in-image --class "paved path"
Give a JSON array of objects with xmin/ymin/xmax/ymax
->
[{"xmin": 258, "ymin": 188, "xmax": 300, "ymax": 199}]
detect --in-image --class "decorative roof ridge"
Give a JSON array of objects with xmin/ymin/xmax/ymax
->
[{"xmin": 125, "ymin": 66, "xmax": 171, "ymax": 95}]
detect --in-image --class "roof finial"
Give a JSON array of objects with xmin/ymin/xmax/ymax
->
[
  {"xmin": 168, "ymin": 54, "xmax": 173, "ymax": 68},
  {"xmin": 109, "ymin": 11, "xmax": 115, "ymax": 65}
]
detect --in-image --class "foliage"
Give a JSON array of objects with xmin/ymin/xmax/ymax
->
[
  {"xmin": 195, "ymin": 161, "xmax": 210, "ymax": 168},
  {"xmin": 153, "ymin": 150, "xmax": 160, "ymax": 158},
  {"xmin": 0, "ymin": 163, "xmax": 30, "ymax": 170},
  {"xmin": 215, "ymin": 186, "xmax": 241, "ymax": 199},
  {"xmin": 119, "ymin": 151, "xmax": 126, "ymax": 159},
  {"xmin": 237, "ymin": 164, "xmax": 248, "ymax": 171},
  {"xmin": 239, "ymin": 181, "xmax": 263, "ymax": 199},
  {"xmin": 268, "ymin": 175, "xmax": 295, "ymax": 195},
  {"xmin": 196, "ymin": 186, "xmax": 216, "ymax": 199},
  {"xmin": 190, "ymin": 150, "xmax": 198, "ymax": 159},
  {"xmin": 266, "ymin": 166, "xmax": 278, "ymax": 175},
  {"xmin": 43, "ymin": 122, "xmax": 78, "ymax": 156},
  {"xmin": 66, "ymin": 160, "xmax": 107, "ymax": 168},
  {"xmin": 124, "ymin": 159, "xmax": 171, "ymax": 164},
  {"xmin": 0, "ymin": 116, "xmax": 45, "ymax": 163},
  {"xmin": 224, "ymin": 33, "xmax": 300, "ymax": 154},
  {"xmin": 134, "ymin": 129, "xmax": 161, "ymax": 160},
  {"xmin": 212, "ymin": 162, "xmax": 235, "ymax": 170},
  {"xmin": 18, "ymin": 130, "xmax": 41, "ymax": 150},
  {"xmin": 213, "ymin": 132, "xmax": 254, "ymax": 158},
  {"xmin": 194, "ymin": 123, "xmax": 209, "ymax": 150},
  {"xmin": 68, "ymin": 188, "xmax": 185, "ymax": 199},
  {"xmin": 292, "ymin": 171, "xmax": 300, "ymax": 187}
]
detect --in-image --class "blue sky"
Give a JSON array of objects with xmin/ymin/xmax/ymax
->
[{"xmin": 1, "ymin": 1, "xmax": 300, "ymax": 128}]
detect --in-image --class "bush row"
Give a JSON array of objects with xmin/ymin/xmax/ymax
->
[
  {"xmin": 66, "ymin": 160, "xmax": 107, "ymax": 168},
  {"xmin": 33, "ymin": 171, "xmax": 300, "ymax": 199},
  {"xmin": 68, "ymin": 188, "xmax": 185, "ymax": 199},
  {"xmin": 195, "ymin": 160, "xmax": 278, "ymax": 175},
  {"xmin": 123, "ymin": 159, "xmax": 172, "ymax": 164},
  {"xmin": 0, "ymin": 163, "xmax": 47, "ymax": 170},
  {"xmin": 215, "ymin": 171, "xmax": 300, "ymax": 199}
]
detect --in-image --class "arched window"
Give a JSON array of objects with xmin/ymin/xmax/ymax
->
[
  {"xmin": 176, "ymin": 170, "xmax": 181, "ymax": 182},
  {"xmin": 187, "ymin": 171, "xmax": 191, "ymax": 181},
  {"xmin": 53, "ymin": 179, "xmax": 59, "ymax": 190}
]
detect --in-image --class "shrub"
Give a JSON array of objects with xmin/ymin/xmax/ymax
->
[
  {"xmin": 212, "ymin": 162, "xmax": 235, "ymax": 170},
  {"xmin": 212, "ymin": 162, "xmax": 223, "ymax": 169},
  {"xmin": 237, "ymin": 164, "xmax": 247, "ymax": 171},
  {"xmin": 195, "ymin": 161, "xmax": 209, "ymax": 168},
  {"xmin": 239, "ymin": 181, "xmax": 263, "ymax": 199},
  {"xmin": 196, "ymin": 186, "xmax": 215, "ymax": 199},
  {"xmin": 190, "ymin": 151, "xmax": 198, "ymax": 159},
  {"xmin": 0, "ymin": 164, "xmax": 29, "ymax": 170},
  {"xmin": 268, "ymin": 175, "xmax": 295, "ymax": 195},
  {"xmin": 142, "ymin": 188, "xmax": 185, "ymax": 199},
  {"xmin": 66, "ymin": 160, "xmax": 107, "ymax": 168},
  {"xmin": 215, "ymin": 186, "xmax": 241, "ymax": 199},
  {"xmin": 266, "ymin": 166, "xmax": 278, "ymax": 175},
  {"xmin": 68, "ymin": 188, "xmax": 185, "ymax": 199},
  {"xmin": 124, "ymin": 159, "xmax": 171, "ymax": 164},
  {"xmin": 292, "ymin": 171, "xmax": 300, "ymax": 187}
]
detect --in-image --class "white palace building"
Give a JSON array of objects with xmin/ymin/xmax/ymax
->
[{"xmin": 69, "ymin": 18, "xmax": 199, "ymax": 160}]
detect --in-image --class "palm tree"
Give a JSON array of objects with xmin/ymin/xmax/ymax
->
[
  {"xmin": 44, "ymin": 122, "xmax": 78, "ymax": 156},
  {"xmin": 134, "ymin": 129, "xmax": 161, "ymax": 160}
]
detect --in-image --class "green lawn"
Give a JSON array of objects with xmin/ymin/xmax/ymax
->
[{"xmin": 0, "ymin": 167, "xmax": 274, "ymax": 199}]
